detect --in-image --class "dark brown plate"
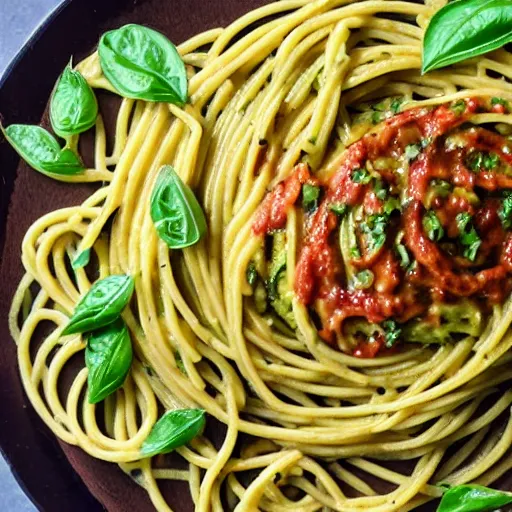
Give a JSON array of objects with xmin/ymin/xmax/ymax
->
[{"xmin": 0, "ymin": 0, "xmax": 267, "ymax": 510}]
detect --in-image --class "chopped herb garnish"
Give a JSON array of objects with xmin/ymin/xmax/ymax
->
[
  {"xmin": 421, "ymin": 137, "xmax": 432, "ymax": 148},
  {"xmin": 351, "ymin": 246, "xmax": 361, "ymax": 258},
  {"xmin": 456, "ymin": 212, "xmax": 481, "ymax": 262},
  {"xmin": 353, "ymin": 270, "xmax": 374, "ymax": 290},
  {"xmin": 361, "ymin": 214, "xmax": 389, "ymax": 253},
  {"xmin": 430, "ymin": 179, "xmax": 452, "ymax": 198},
  {"xmin": 246, "ymin": 262, "xmax": 258, "ymax": 288},
  {"xmin": 405, "ymin": 144, "xmax": 421, "ymax": 161},
  {"xmin": 451, "ymin": 99, "xmax": 466, "ymax": 116},
  {"xmin": 383, "ymin": 197, "xmax": 401, "ymax": 215},
  {"xmin": 390, "ymin": 97, "xmax": 404, "ymax": 114},
  {"xmin": 467, "ymin": 151, "xmax": 500, "ymax": 172},
  {"xmin": 423, "ymin": 210, "xmax": 444, "ymax": 242},
  {"xmin": 351, "ymin": 168, "xmax": 372, "ymax": 184},
  {"xmin": 302, "ymin": 183, "xmax": 320, "ymax": 211},
  {"xmin": 371, "ymin": 111, "xmax": 383, "ymax": 125},
  {"xmin": 491, "ymin": 97, "xmax": 509, "ymax": 108},
  {"xmin": 330, "ymin": 203, "xmax": 348, "ymax": 217},
  {"xmin": 395, "ymin": 243, "xmax": 410, "ymax": 269},
  {"xmin": 373, "ymin": 178, "xmax": 388, "ymax": 200},
  {"xmin": 175, "ymin": 352, "xmax": 186, "ymax": 374},
  {"xmin": 382, "ymin": 319, "xmax": 401, "ymax": 348},
  {"xmin": 500, "ymin": 192, "xmax": 512, "ymax": 230}
]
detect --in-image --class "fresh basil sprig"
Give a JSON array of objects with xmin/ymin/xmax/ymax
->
[
  {"xmin": 150, "ymin": 165, "xmax": 207, "ymax": 249},
  {"xmin": 437, "ymin": 484, "xmax": 512, "ymax": 512},
  {"xmin": 98, "ymin": 24, "xmax": 188, "ymax": 104},
  {"xmin": 423, "ymin": 0, "xmax": 512, "ymax": 73},
  {"xmin": 85, "ymin": 318, "xmax": 133, "ymax": 404},
  {"xmin": 141, "ymin": 409, "xmax": 205, "ymax": 457},
  {"xmin": 62, "ymin": 274, "xmax": 134, "ymax": 335},
  {"xmin": 50, "ymin": 63, "xmax": 98, "ymax": 137},
  {"xmin": 2, "ymin": 124, "xmax": 84, "ymax": 177}
]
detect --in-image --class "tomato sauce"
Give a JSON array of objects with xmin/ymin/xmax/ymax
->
[{"xmin": 252, "ymin": 97, "xmax": 512, "ymax": 357}]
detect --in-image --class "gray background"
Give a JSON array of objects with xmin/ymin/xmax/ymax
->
[{"xmin": 1, "ymin": 0, "xmax": 63, "ymax": 509}]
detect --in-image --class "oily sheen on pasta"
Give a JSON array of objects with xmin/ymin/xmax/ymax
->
[{"xmin": 8, "ymin": 0, "xmax": 512, "ymax": 510}]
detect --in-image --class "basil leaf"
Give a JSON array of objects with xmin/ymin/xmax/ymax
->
[
  {"xmin": 99, "ymin": 24, "xmax": 187, "ymax": 104},
  {"xmin": 437, "ymin": 484, "xmax": 512, "ymax": 512},
  {"xmin": 50, "ymin": 63, "xmax": 98, "ymax": 137},
  {"xmin": 141, "ymin": 408, "xmax": 205, "ymax": 457},
  {"xmin": 2, "ymin": 124, "xmax": 84, "ymax": 176},
  {"xmin": 62, "ymin": 274, "xmax": 134, "ymax": 335},
  {"xmin": 351, "ymin": 168, "xmax": 371, "ymax": 184},
  {"xmin": 72, "ymin": 249, "xmax": 91, "ymax": 270},
  {"xmin": 423, "ymin": 0, "xmax": 512, "ymax": 73},
  {"xmin": 85, "ymin": 318, "xmax": 132, "ymax": 404},
  {"xmin": 150, "ymin": 165, "xmax": 207, "ymax": 249},
  {"xmin": 405, "ymin": 144, "xmax": 421, "ymax": 162},
  {"xmin": 330, "ymin": 203, "xmax": 348, "ymax": 217},
  {"xmin": 361, "ymin": 214, "xmax": 389, "ymax": 253}
]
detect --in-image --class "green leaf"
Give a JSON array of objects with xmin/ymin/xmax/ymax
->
[
  {"xmin": 302, "ymin": 183, "xmax": 320, "ymax": 211},
  {"xmin": 72, "ymin": 249, "xmax": 91, "ymax": 270},
  {"xmin": 456, "ymin": 212, "xmax": 481, "ymax": 261},
  {"xmin": 382, "ymin": 319, "xmax": 401, "ymax": 348},
  {"xmin": 430, "ymin": 179, "xmax": 452, "ymax": 198},
  {"xmin": 150, "ymin": 165, "xmax": 207, "ymax": 249},
  {"xmin": 62, "ymin": 274, "xmax": 134, "ymax": 335},
  {"xmin": 50, "ymin": 63, "xmax": 98, "ymax": 137},
  {"xmin": 423, "ymin": 0, "xmax": 512, "ymax": 73},
  {"xmin": 99, "ymin": 24, "xmax": 188, "ymax": 104},
  {"xmin": 423, "ymin": 210, "xmax": 444, "ymax": 242},
  {"xmin": 467, "ymin": 151, "xmax": 500, "ymax": 172},
  {"xmin": 373, "ymin": 178, "xmax": 388, "ymax": 200},
  {"xmin": 2, "ymin": 124, "xmax": 84, "ymax": 177},
  {"xmin": 450, "ymin": 100, "xmax": 467, "ymax": 117},
  {"xmin": 141, "ymin": 409, "xmax": 205, "ymax": 457},
  {"xmin": 491, "ymin": 97, "xmax": 509, "ymax": 108},
  {"xmin": 85, "ymin": 318, "xmax": 132, "ymax": 404},
  {"xmin": 437, "ymin": 484, "xmax": 512, "ymax": 512},
  {"xmin": 390, "ymin": 97, "xmax": 404, "ymax": 114}
]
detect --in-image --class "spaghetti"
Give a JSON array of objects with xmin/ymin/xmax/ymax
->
[{"xmin": 8, "ymin": 0, "xmax": 512, "ymax": 510}]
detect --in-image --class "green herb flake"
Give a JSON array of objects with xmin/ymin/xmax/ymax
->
[
  {"xmin": 383, "ymin": 197, "xmax": 401, "ymax": 215},
  {"xmin": 450, "ymin": 100, "xmax": 466, "ymax": 117},
  {"xmin": 373, "ymin": 178, "xmax": 388, "ymax": 200},
  {"xmin": 302, "ymin": 183, "xmax": 320, "ymax": 211},
  {"xmin": 491, "ymin": 97, "xmax": 509, "ymax": 108},
  {"xmin": 382, "ymin": 319, "xmax": 401, "ymax": 348},
  {"xmin": 353, "ymin": 270, "xmax": 374, "ymax": 290},
  {"xmin": 500, "ymin": 192, "xmax": 512, "ymax": 230},
  {"xmin": 423, "ymin": 210, "xmax": 444, "ymax": 242},
  {"xmin": 361, "ymin": 214, "xmax": 389, "ymax": 253},
  {"xmin": 72, "ymin": 248, "xmax": 91, "ymax": 270},
  {"xmin": 330, "ymin": 203, "xmax": 348, "ymax": 217},
  {"xmin": 405, "ymin": 144, "xmax": 421, "ymax": 162},
  {"xmin": 350, "ymin": 246, "xmax": 361, "ymax": 259},
  {"xmin": 456, "ymin": 212, "xmax": 481, "ymax": 262},
  {"xmin": 395, "ymin": 244, "xmax": 410, "ymax": 269},
  {"xmin": 468, "ymin": 151, "xmax": 500, "ymax": 172},
  {"xmin": 371, "ymin": 111, "xmax": 382, "ymax": 125},
  {"xmin": 246, "ymin": 262, "xmax": 258, "ymax": 288},
  {"xmin": 430, "ymin": 179, "xmax": 452, "ymax": 198},
  {"xmin": 351, "ymin": 168, "xmax": 372, "ymax": 184},
  {"xmin": 390, "ymin": 97, "xmax": 404, "ymax": 115}
]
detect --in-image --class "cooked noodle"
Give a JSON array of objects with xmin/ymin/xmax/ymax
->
[{"xmin": 9, "ymin": 0, "xmax": 512, "ymax": 510}]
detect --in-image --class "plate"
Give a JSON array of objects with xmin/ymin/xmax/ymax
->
[{"xmin": 0, "ymin": 0, "xmax": 266, "ymax": 509}]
